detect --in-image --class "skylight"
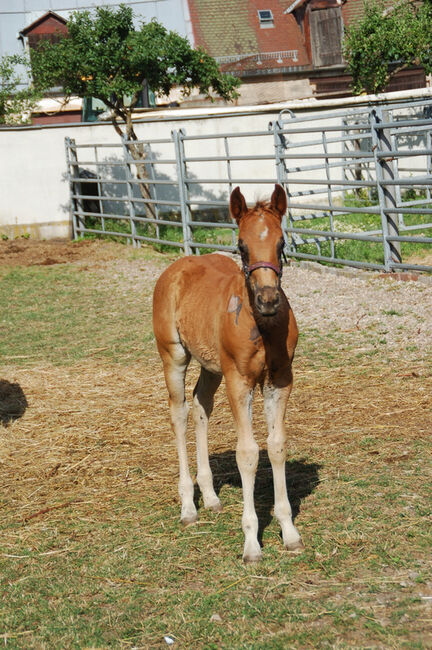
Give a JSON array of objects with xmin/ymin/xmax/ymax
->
[{"xmin": 258, "ymin": 10, "xmax": 274, "ymax": 26}]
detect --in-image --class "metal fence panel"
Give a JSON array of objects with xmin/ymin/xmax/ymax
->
[{"xmin": 65, "ymin": 97, "xmax": 432, "ymax": 273}]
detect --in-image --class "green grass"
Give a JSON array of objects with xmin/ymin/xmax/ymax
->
[
  {"xmin": 2, "ymin": 448, "xmax": 431, "ymax": 647},
  {"xmin": 82, "ymin": 213, "xmax": 236, "ymax": 254},
  {"xmin": 0, "ymin": 261, "xmax": 154, "ymax": 366},
  {"xmin": 80, "ymin": 193, "xmax": 432, "ymax": 269},
  {"xmin": 1, "ymin": 242, "xmax": 431, "ymax": 648},
  {"xmin": 290, "ymin": 203, "xmax": 432, "ymax": 267}
]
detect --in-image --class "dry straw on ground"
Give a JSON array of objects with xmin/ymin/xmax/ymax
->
[
  {"xmin": 1, "ymin": 239, "xmax": 430, "ymax": 527},
  {"xmin": 1, "ymin": 240, "xmax": 431, "ymax": 648}
]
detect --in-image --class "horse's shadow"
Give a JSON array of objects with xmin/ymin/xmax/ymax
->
[
  {"xmin": 0, "ymin": 380, "xmax": 28, "ymax": 427},
  {"xmin": 200, "ymin": 450, "xmax": 321, "ymax": 546}
]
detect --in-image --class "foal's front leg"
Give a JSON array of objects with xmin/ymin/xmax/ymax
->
[
  {"xmin": 225, "ymin": 369, "xmax": 261, "ymax": 563},
  {"xmin": 263, "ymin": 379, "xmax": 304, "ymax": 552}
]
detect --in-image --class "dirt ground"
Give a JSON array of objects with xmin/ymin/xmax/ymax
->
[
  {"xmin": 1, "ymin": 238, "xmax": 431, "ymax": 647},
  {"xmin": 1, "ymin": 237, "xmax": 431, "ymax": 488},
  {"xmin": 0, "ymin": 238, "xmax": 124, "ymax": 267},
  {"xmin": 1, "ymin": 236, "xmax": 431, "ymax": 358},
  {"xmin": 3, "ymin": 236, "xmax": 432, "ymax": 269}
]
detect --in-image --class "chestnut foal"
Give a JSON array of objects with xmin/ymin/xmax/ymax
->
[{"xmin": 152, "ymin": 184, "xmax": 303, "ymax": 562}]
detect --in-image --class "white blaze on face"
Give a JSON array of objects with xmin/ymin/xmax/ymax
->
[{"xmin": 259, "ymin": 226, "xmax": 269, "ymax": 241}]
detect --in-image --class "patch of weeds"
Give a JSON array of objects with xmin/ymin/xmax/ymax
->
[
  {"xmin": 355, "ymin": 349, "xmax": 380, "ymax": 358},
  {"xmin": 382, "ymin": 308, "xmax": 403, "ymax": 316},
  {"xmin": 359, "ymin": 436, "xmax": 378, "ymax": 450}
]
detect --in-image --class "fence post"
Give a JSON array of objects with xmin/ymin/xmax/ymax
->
[
  {"xmin": 271, "ymin": 110, "xmax": 296, "ymax": 257},
  {"xmin": 172, "ymin": 129, "xmax": 192, "ymax": 255},
  {"xmin": 121, "ymin": 135, "xmax": 138, "ymax": 247},
  {"xmin": 143, "ymin": 142, "xmax": 161, "ymax": 241},
  {"xmin": 370, "ymin": 107, "xmax": 402, "ymax": 271},
  {"xmin": 94, "ymin": 144, "xmax": 105, "ymax": 234},
  {"xmin": 322, "ymin": 130, "xmax": 335, "ymax": 260},
  {"xmin": 65, "ymin": 137, "xmax": 85, "ymax": 239},
  {"xmin": 424, "ymin": 104, "xmax": 432, "ymax": 211},
  {"xmin": 223, "ymin": 136, "xmax": 237, "ymax": 249}
]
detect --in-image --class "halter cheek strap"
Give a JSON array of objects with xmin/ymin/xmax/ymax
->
[{"xmin": 243, "ymin": 261, "xmax": 282, "ymax": 281}]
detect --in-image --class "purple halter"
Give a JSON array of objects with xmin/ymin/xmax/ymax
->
[{"xmin": 242, "ymin": 261, "xmax": 282, "ymax": 281}]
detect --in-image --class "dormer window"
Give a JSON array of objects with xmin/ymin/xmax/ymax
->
[{"xmin": 258, "ymin": 10, "xmax": 274, "ymax": 28}]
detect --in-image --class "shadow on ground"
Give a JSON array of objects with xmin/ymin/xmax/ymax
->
[
  {"xmin": 204, "ymin": 450, "xmax": 321, "ymax": 546},
  {"xmin": 0, "ymin": 380, "xmax": 28, "ymax": 426}
]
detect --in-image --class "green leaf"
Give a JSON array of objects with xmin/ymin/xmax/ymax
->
[
  {"xmin": 31, "ymin": 4, "xmax": 240, "ymax": 137},
  {"xmin": 343, "ymin": 0, "xmax": 431, "ymax": 94},
  {"xmin": 0, "ymin": 53, "xmax": 41, "ymax": 125}
]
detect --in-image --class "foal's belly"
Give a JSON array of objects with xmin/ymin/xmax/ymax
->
[{"xmin": 189, "ymin": 344, "xmax": 222, "ymax": 375}]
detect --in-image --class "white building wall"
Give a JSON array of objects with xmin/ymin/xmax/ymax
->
[{"xmin": 0, "ymin": 88, "xmax": 431, "ymax": 239}]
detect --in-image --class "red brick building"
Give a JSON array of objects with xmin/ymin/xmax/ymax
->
[
  {"xmin": 187, "ymin": 0, "xmax": 427, "ymax": 104},
  {"xmin": 19, "ymin": 2, "xmax": 428, "ymax": 121}
]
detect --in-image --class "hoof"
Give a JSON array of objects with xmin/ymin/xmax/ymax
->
[
  {"xmin": 285, "ymin": 539, "xmax": 305, "ymax": 554},
  {"xmin": 208, "ymin": 500, "xmax": 223, "ymax": 513},
  {"xmin": 243, "ymin": 552, "xmax": 262, "ymax": 564},
  {"xmin": 181, "ymin": 513, "xmax": 198, "ymax": 527}
]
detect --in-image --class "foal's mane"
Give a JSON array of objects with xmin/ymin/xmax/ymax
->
[
  {"xmin": 250, "ymin": 199, "xmax": 279, "ymax": 218},
  {"xmin": 254, "ymin": 200, "xmax": 270, "ymax": 210}
]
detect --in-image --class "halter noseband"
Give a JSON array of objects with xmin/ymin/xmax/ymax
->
[{"xmin": 242, "ymin": 260, "xmax": 282, "ymax": 281}]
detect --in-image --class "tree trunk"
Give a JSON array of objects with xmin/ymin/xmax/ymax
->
[
  {"xmin": 123, "ymin": 139, "xmax": 158, "ymax": 222},
  {"xmin": 111, "ymin": 109, "xmax": 158, "ymax": 222}
]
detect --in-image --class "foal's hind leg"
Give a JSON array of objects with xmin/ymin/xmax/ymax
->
[
  {"xmin": 159, "ymin": 343, "xmax": 197, "ymax": 525},
  {"xmin": 193, "ymin": 367, "xmax": 222, "ymax": 512}
]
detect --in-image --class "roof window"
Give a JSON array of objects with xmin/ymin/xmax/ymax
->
[{"xmin": 258, "ymin": 10, "xmax": 274, "ymax": 28}]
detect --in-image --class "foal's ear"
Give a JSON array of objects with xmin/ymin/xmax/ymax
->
[
  {"xmin": 270, "ymin": 184, "xmax": 287, "ymax": 220},
  {"xmin": 230, "ymin": 186, "xmax": 248, "ymax": 224}
]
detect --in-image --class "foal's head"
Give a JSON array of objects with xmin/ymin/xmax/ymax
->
[{"xmin": 230, "ymin": 184, "xmax": 286, "ymax": 317}]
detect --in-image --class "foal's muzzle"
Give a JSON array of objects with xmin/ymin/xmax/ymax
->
[
  {"xmin": 255, "ymin": 285, "xmax": 281, "ymax": 316},
  {"xmin": 241, "ymin": 259, "xmax": 283, "ymax": 317}
]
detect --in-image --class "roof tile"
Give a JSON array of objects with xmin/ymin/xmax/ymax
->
[{"xmin": 188, "ymin": 0, "xmax": 310, "ymax": 70}]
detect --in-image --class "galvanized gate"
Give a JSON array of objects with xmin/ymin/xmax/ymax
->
[
  {"xmin": 66, "ymin": 97, "xmax": 432, "ymax": 273},
  {"xmin": 272, "ymin": 100, "xmax": 432, "ymax": 273}
]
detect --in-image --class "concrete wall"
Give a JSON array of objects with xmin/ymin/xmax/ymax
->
[
  {"xmin": 1, "ymin": 87, "xmax": 431, "ymax": 240},
  {"xmin": 233, "ymin": 78, "xmax": 314, "ymax": 105},
  {"xmin": 0, "ymin": 108, "xmax": 281, "ymax": 239}
]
